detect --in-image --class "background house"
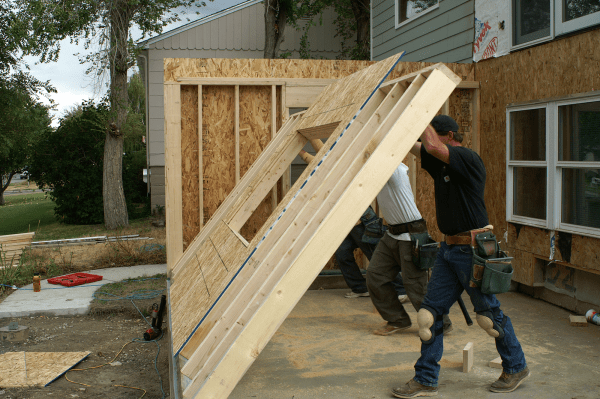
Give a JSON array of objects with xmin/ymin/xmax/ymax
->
[
  {"xmin": 371, "ymin": 0, "xmax": 600, "ymax": 312},
  {"xmin": 137, "ymin": 0, "xmax": 347, "ymax": 211}
]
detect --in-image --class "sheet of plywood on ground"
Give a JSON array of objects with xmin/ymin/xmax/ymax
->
[
  {"xmin": 202, "ymin": 85, "xmax": 236, "ymax": 225},
  {"xmin": 181, "ymin": 85, "xmax": 200, "ymax": 251},
  {"xmin": 175, "ymin": 57, "xmax": 403, "ymax": 365},
  {"xmin": 475, "ymin": 29, "xmax": 600, "ymax": 237},
  {"xmin": 170, "ymin": 223, "xmax": 251, "ymax": 353},
  {"xmin": 0, "ymin": 351, "xmax": 89, "ymax": 387},
  {"xmin": 187, "ymin": 67, "xmax": 461, "ymax": 399},
  {"xmin": 238, "ymin": 85, "xmax": 276, "ymax": 241},
  {"xmin": 172, "ymin": 124, "xmax": 307, "ymax": 356},
  {"xmin": 164, "ymin": 58, "xmax": 374, "ymax": 83}
]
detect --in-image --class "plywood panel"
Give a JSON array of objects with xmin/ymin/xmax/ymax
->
[
  {"xmin": 0, "ymin": 352, "xmax": 90, "ymax": 387},
  {"xmin": 475, "ymin": 29, "xmax": 600, "ymax": 239},
  {"xmin": 181, "ymin": 85, "xmax": 200, "ymax": 250},
  {"xmin": 164, "ymin": 58, "xmax": 374, "ymax": 83},
  {"xmin": 202, "ymin": 86, "xmax": 236, "ymax": 224},
  {"xmin": 239, "ymin": 85, "xmax": 274, "ymax": 241}
]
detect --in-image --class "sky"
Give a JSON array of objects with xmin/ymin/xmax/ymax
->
[{"xmin": 25, "ymin": 0, "xmax": 244, "ymax": 127}]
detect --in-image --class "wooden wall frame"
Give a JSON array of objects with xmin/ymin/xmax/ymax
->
[{"xmin": 164, "ymin": 55, "xmax": 462, "ymax": 398}]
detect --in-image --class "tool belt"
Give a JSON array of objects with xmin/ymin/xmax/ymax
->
[
  {"xmin": 457, "ymin": 226, "xmax": 514, "ymax": 295},
  {"xmin": 410, "ymin": 232, "xmax": 439, "ymax": 270},
  {"xmin": 387, "ymin": 218, "xmax": 426, "ymax": 235}
]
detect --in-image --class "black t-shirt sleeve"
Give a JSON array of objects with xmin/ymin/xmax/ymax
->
[
  {"xmin": 447, "ymin": 146, "xmax": 486, "ymax": 185},
  {"xmin": 420, "ymin": 144, "xmax": 446, "ymax": 176}
]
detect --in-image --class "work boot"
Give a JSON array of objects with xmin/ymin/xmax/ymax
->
[
  {"xmin": 489, "ymin": 367, "xmax": 530, "ymax": 393},
  {"xmin": 373, "ymin": 322, "xmax": 411, "ymax": 336},
  {"xmin": 392, "ymin": 378, "xmax": 438, "ymax": 398}
]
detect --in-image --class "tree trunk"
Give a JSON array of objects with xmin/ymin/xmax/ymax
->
[
  {"xmin": 350, "ymin": 0, "xmax": 370, "ymax": 60},
  {"xmin": 264, "ymin": 0, "xmax": 287, "ymax": 59},
  {"xmin": 0, "ymin": 190, "xmax": 4, "ymax": 206},
  {"xmin": 103, "ymin": 3, "xmax": 130, "ymax": 230}
]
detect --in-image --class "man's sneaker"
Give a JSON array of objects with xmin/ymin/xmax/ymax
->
[
  {"xmin": 344, "ymin": 291, "xmax": 369, "ymax": 298},
  {"xmin": 489, "ymin": 367, "xmax": 530, "ymax": 393},
  {"xmin": 398, "ymin": 294, "xmax": 410, "ymax": 303},
  {"xmin": 392, "ymin": 378, "xmax": 438, "ymax": 398},
  {"xmin": 373, "ymin": 323, "xmax": 411, "ymax": 336}
]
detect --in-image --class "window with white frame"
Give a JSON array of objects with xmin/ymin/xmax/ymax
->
[
  {"xmin": 511, "ymin": 0, "xmax": 600, "ymax": 49},
  {"xmin": 396, "ymin": 0, "xmax": 440, "ymax": 28},
  {"xmin": 507, "ymin": 93, "xmax": 600, "ymax": 237}
]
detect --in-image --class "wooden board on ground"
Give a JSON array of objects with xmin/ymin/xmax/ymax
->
[
  {"xmin": 0, "ymin": 351, "xmax": 90, "ymax": 387},
  {"xmin": 0, "ymin": 232, "xmax": 35, "ymax": 268},
  {"xmin": 463, "ymin": 342, "xmax": 474, "ymax": 373},
  {"xmin": 164, "ymin": 54, "xmax": 462, "ymax": 398},
  {"xmin": 569, "ymin": 315, "xmax": 588, "ymax": 327},
  {"xmin": 489, "ymin": 356, "xmax": 502, "ymax": 369}
]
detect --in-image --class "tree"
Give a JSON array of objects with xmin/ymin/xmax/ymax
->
[
  {"xmin": 265, "ymin": 0, "xmax": 371, "ymax": 61},
  {"xmin": 14, "ymin": 0, "xmax": 209, "ymax": 229},
  {"xmin": 0, "ymin": 75, "xmax": 52, "ymax": 206}
]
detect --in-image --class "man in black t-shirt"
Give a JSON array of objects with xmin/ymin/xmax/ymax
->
[{"xmin": 391, "ymin": 115, "xmax": 529, "ymax": 398}]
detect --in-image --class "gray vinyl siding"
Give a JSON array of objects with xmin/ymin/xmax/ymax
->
[{"xmin": 372, "ymin": 0, "xmax": 474, "ymax": 63}]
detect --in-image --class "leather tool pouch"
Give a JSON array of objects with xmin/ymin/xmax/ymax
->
[
  {"xmin": 411, "ymin": 232, "xmax": 439, "ymax": 270},
  {"xmin": 361, "ymin": 207, "xmax": 387, "ymax": 245},
  {"xmin": 469, "ymin": 231, "xmax": 514, "ymax": 294}
]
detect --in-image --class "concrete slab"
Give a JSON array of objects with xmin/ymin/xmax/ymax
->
[
  {"xmin": 229, "ymin": 289, "xmax": 600, "ymax": 399},
  {"xmin": 0, "ymin": 264, "xmax": 166, "ymax": 318}
]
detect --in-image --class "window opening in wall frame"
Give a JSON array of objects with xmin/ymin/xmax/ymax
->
[
  {"xmin": 507, "ymin": 93, "xmax": 600, "ymax": 238},
  {"xmin": 395, "ymin": 0, "xmax": 440, "ymax": 29},
  {"xmin": 511, "ymin": 0, "xmax": 600, "ymax": 50}
]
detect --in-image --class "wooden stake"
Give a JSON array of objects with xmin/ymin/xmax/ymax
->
[{"xmin": 463, "ymin": 342, "xmax": 473, "ymax": 373}]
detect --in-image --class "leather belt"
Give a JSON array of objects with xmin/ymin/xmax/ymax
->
[
  {"xmin": 388, "ymin": 218, "xmax": 425, "ymax": 235},
  {"xmin": 444, "ymin": 226, "xmax": 494, "ymax": 246}
]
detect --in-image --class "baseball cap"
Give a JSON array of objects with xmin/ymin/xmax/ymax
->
[{"xmin": 431, "ymin": 115, "xmax": 459, "ymax": 133}]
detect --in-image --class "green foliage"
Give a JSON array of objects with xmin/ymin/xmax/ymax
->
[
  {"xmin": 29, "ymin": 100, "xmax": 150, "ymax": 225},
  {"xmin": 0, "ymin": 74, "xmax": 53, "ymax": 204},
  {"xmin": 285, "ymin": 0, "xmax": 370, "ymax": 61},
  {"xmin": 30, "ymin": 101, "xmax": 107, "ymax": 224}
]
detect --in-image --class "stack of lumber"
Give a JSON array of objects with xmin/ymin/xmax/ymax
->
[{"xmin": 0, "ymin": 232, "xmax": 35, "ymax": 268}]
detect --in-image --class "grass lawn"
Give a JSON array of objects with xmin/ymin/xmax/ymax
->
[
  {"xmin": 1, "ymin": 192, "xmax": 156, "ymax": 240},
  {"xmin": 0, "ymin": 193, "xmax": 55, "ymax": 236}
]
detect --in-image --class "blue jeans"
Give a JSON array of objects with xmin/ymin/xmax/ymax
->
[
  {"xmin": 335, "ymin": 224, "xmax": 405, "ymax": 295},
  {"xmin": 414, "ymin": 243, "xmax": 527, "ymax": 387}
]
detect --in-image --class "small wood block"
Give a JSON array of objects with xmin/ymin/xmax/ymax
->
[
  {"xmin": 0, "ymin": 325, "xmax": 29, "ymax": 342},
  {"xmin": 569, "ymin": 315, "xmax": 588, "ymax": 327},
  {"xmin": 488, "ymin": 356, "xmax": 502, "ymax": 369},
  {"xmin": 463, "ymin": 342, "xmax": 473, "ymax": 373}
]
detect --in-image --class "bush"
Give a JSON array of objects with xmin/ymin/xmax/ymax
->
[{"xmin": 29, "ymin": 101, "xmax": 149, "ymax": 224}]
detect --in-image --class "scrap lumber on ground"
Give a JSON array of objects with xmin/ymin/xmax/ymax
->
[{"xmin": 0, "ymin": 232, "xmax": 35, "ymax": 268}]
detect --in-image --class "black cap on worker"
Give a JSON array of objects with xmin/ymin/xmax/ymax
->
[{"xmin": 431, "ymin": 115, "xmax": 459, "ymax": 133}]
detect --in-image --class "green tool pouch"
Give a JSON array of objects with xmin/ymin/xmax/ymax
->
[
  {"xmin": 469, "ymin": 231, "xmax": 514, "ymax": 294},
  {"xmin": 411, "ymin": 232, "xmax": 439, "ymax": 270}
]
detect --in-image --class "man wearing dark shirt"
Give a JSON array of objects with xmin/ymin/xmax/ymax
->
[{"xmin": 392, "ymin": 115, "xmax": 529, "ymax": 398}]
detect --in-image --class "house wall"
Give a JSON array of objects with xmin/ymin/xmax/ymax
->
[
  {"xmin": 372, "ymin": 0, "xmax": 474, "ymax": 63},
  {"xmin": 475, "ymin": 28, "xmax": 600, "ymax": 311},
  {"xmin": 141, "ymin": 2, "xmax": 345, "ymax": 210}
]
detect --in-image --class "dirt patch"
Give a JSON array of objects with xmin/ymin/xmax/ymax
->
[
  {"xmin": 0, "ymin": 314, "xmax": 171, "ymax": 398},
  {"xmin": 0, "ymin": 277, "xmax": 171, "ymax": 398}
]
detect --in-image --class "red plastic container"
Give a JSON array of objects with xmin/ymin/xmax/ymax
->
[{"xmin": 47, "ymin": 273, "xmax": 103, "ymax": 287}]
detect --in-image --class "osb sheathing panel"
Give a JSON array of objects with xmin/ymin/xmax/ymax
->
[
  {"xmin": 170, "ymin": 223, "xmax": 250, "ymax": 352},
  {"xmin": 181, "ymin": 85, "xmax": 200, "ymax": 250},
  {"xmin": 570, "ymin": 235, "xmax": 600, "ymax": 273},
  {"xmin": 164, "ymin": 58, "xmax": 374, "ymax": 83},
  {"xmin": 509, "ymin": 248, "xmax": 534, "ymax": 286},
  {"xmin": 0, "ymin": 351, "xmax": 90, "ymax": 387},
  {"xmin": 475, "ymin": 29, "xmax": 600, "ymax": 241},
  {"xmin": 239, "ymin": 85, "xmax": 276, "ymax": 241},
  {"xmin": 202, "ymin": 85, "xmax": 236, "ymax": 225}
]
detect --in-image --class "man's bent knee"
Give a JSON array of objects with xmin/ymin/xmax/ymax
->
[{"xmin": 476, "ymin": 310, "xmax": 506, "ymax": 339}]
